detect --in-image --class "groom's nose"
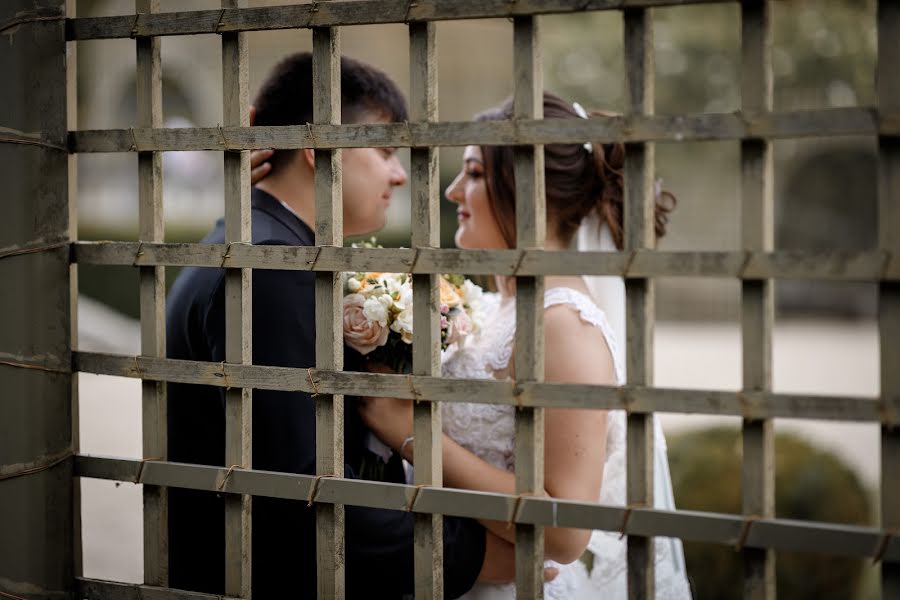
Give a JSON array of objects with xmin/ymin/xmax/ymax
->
[{"xmin": 389, "ymin": 156, "xmax": 408, "ymax": 187}]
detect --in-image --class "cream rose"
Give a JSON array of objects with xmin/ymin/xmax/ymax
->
[
  {"xmin": 343, "ymin": 294, "xmax": 389, "ymax": 355},
  {"xmin": 445, "ymin": 311, "xmax": 474, "ymax": 346}
]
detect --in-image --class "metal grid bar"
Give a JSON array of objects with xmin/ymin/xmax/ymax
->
[
  {"xmin": 72, "ymin": 455, "xmax": 900, "ymax": 564},
  {"xmin": 68, "ymin": 0, "xmax": 83, "ymax": 580},
  {"xmin": 623, "ymin": 7, "xmax": 655, "ymax": 598},
  {"xmin": 73, "ymin": 350, "xmax": 886, "ymax": 422},
  {"xmin": 512, "ymin": 14, "xmax": 546, "ymax": 598},
  {"xmin": 66, "ymin": 0, "xmax": 737, "ymax": 41},
  {"xmin": 73, "ymin": 242, "xmax": 900, "ymax": 281},
  {"xmin": 409, "ymin": 20, "xmax": 444, "ymax": 599},
  {"xmin": 221, "ymin": 0, "xmax": 252, "ymax": 595},
  {"xmin": 312, "ymin": 20, "xmax": 345, "ymax": 599},
  {"xmin": 739, "ymin": 2, "xmax": 775, "ymax": 598},
  {"xmin": 877, "ymin": 1, "xmax": 900, "ymax": 597},
  {"xmin": 0, "ymin": 0, "xmax": 74, "ymax": 595},
  {"xmin": 134, "ymin": 0, "xmax": 167, "ymax": 588},
  {"xmin": 68, "ymin": 107, "xmax": 900, "ymax": 152}
]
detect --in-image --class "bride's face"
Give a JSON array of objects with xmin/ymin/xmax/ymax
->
[{"xmin": 445, "ymin": 146, "xmax": 508, "ymax": 250}]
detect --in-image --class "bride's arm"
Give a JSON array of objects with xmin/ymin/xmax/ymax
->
[
  {"xmin": 441, "ymin": 306, "xmax": 613, "ymax": 563},
  {"xmin": 360, "ymin": 305, "xmax": 615, "ymax": 565}
]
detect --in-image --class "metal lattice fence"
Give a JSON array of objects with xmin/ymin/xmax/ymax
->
[{"xmin": 1, "ymin": 1, "xmax": 899, "ymax": 599}]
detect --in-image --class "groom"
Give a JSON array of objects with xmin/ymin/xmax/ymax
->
[{"xmin": 166, "ymin": 53, "xmax": 498, "ymax": 598}]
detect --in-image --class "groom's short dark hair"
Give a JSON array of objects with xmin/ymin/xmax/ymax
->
[{"xmin": 253, "ymin": 52, "xmax": 408, "ymax": 174}]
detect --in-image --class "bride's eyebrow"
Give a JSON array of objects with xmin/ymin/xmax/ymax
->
[{"xmin": 463, "ymin": 157, "xmax": 484, "ymax": 166}]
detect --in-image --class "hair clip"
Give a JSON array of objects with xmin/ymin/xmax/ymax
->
[{"xmin": 572, "ymin": 102, "xmax": 593, "ymax": 154}]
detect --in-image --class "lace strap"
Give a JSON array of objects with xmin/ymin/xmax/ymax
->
[{"xmin": 543, "ymin": 287, "xmax": 625, "ymax": 385}]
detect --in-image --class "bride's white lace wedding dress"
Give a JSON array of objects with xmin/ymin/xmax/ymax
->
[{"xmin": 440, "ymin": 287, "xmax": 692, "ymax": 599}]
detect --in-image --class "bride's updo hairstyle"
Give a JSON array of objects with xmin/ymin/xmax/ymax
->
[{"xmin": 475, "ymin": 92, "xmax": 676, "ymax": 250}]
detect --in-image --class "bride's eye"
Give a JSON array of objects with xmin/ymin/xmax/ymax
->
[{"xmin": 465, "ymin": 169, "xmax": 482, "ymax": 179}]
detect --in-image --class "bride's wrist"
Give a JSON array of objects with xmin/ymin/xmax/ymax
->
[{"xmin": 400, "ymin": 435, "xmax": 414, "ymax": 462}]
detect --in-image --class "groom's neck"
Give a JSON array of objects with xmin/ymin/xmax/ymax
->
[{"xmin": 255, "ymin": 164, "xmax": 316, "ymax": 231}]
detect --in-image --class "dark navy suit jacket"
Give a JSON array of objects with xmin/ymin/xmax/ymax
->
[{"xmin": 166, "ymin": 188, "xmax": 485, "ymax": 599}]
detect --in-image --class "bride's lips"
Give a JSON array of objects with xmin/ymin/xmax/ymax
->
[{"xmin": 457, "ymin": 210, "xmax": 470, "ymax": 222}]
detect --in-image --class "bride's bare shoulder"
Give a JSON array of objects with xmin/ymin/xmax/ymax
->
[{"xmin": 542, "ymin": 301, "xmax": 616, "ymax": 385}]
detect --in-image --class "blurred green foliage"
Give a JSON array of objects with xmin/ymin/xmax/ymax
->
[{"xmin": 668, "ymin": 427, "xmax": 873, "ymax": 599}]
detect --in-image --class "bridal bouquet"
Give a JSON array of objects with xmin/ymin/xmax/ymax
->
[{"xmin": 342, "ymin": 269, "xmax": 485, "ymax": 372}]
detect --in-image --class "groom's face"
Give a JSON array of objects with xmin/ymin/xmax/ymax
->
[{"xmin": 341, "ymin": 113, "xmax": 408, "ymax": 236}]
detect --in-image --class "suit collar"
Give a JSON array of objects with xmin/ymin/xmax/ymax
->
[{"xmin": 251, "ymin": 187, "xmax": 315, "ymax": 246}]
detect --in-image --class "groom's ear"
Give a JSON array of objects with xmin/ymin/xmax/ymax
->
[{"xmin": 301, "ymin": 148, "xmax": 315, "ymax": 171}]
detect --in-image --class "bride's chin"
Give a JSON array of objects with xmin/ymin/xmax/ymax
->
[{"xmin": 454, "ymin": 230, "xmax": 471, "ymax": 250}]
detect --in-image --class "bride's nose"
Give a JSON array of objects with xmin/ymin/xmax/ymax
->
[{"xmin": 445, "ymin": 171, "xmax": 464, "ymax": 204}]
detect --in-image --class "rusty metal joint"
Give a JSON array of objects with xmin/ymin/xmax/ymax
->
[
  {"xmin": 505, "ymin": 492, "xmax": 534, "ymax": 529},
  {"xmin": 511, "ymin": 249, "xmax": 527, "ymax": 277},
  {"xmin": 309, "ymin": 245, "xmax": 323, "ymax": 270},
  {"xmin": 129, "ymin": 13, "xmax": 140, "ymax": 38},
  {"xmin": 409, "ymin": 247, "xmax": 421, "ymax": 273},
  {"xmin": 217, "ymin": 464, "xmax": 242, "ymax": 491},
  {"xmin": 214, "ymin": 8, "xmax": 226, "ymax": 34},
  {"xmin": 873, "ymin": 527, "xmax": 898, "ymax": 564},
  {"xmin": 405, "ymin": 483, "xmax": 429, "ymax": 512},
  {"xmin": 306, "ymin": 473, "xmax": 335, "ymax": 507},
  {"xmin": 734, "ymin": 514, "xmax": 761, "ymax": 552},
  {"xmin": 132, "ymin": 355, "xmax": 143, "ymax": 378},
  {"xmin": 407, "ymin": 374, "xmax": 423, "ymax": 404},
  {"xmin": 132, "ymin": 241, "xmax": 145, "ymax": 267},
  {"xmin": 307, "ymin": 368, "xmax": 321, "ymax": 397},
  {"xmin": 618, "ymin": 503, "xmax": 645, "ymax": 540},
  {"xmin": 738, "ymin": 249, "xmax": 753, "ymax": 280}
]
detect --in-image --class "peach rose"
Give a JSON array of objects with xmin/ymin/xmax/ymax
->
[
  {"xmin": 439, "ymin": 277, "xmax": 462, "ymax": 309},
  {"xmin": 343, "ymin": 293, "xmax": 389, "ymax": 355}
]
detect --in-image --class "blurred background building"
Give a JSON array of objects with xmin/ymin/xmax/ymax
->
[{"xmin": 74, "ymin": 0, "xmax": 881, "ymax": 597}]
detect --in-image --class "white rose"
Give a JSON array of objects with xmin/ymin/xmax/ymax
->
[
  {"xmin": 347, "ymin": 278, "xmax": 362, "ymax": 292},
  {"xmin": 378, "ymin": 294, "xmax": 394, "ymax": 309},
  {"xmin": 393, "ymin": 285, "xmax": 413, "ymax": 311},
  {"xmin": 363, "ymin": 297, "xmax": 388, "ymax": 326},
  {"xmin": 382, "ymin": 275, "xmax": 403, "ymax": 296},
  {"xmin": 390, "ymin": 307, "xmax": 414, "ymax": 344},
  {"xmin": 462, "ymin": 279, "xmax": 483, "ymax": 304}
]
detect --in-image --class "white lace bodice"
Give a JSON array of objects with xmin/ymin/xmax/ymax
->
[{"xmin": 441, "ymin": 288, "xmax": 691, "ymax": 600}]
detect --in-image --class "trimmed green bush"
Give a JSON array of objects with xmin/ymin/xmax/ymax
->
[{"xmin": 668, "ymin": 427, "xmax": 872, "ymax": 599}]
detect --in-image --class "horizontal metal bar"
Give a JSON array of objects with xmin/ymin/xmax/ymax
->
[
  {"xmin": 73, "ymin": 454, "xmax": 900, "ymax": 563},
  {"xmin": 77, "ymin": 577, "xmax": 241, "ymax": 600},
  {"xmin": 67, "ymin": 0, "xmax": 733, "ymax": 41},
  {"xmin": 72, "ymin": 351, "xmax": 887, "ymax": 423},
  {"xmin": 72, "ymin": 242, "xmax": 898, "ymax": 282},
  {"xmin": 68, "ymin": 108, "xmax": 899, "ymax": 153}
]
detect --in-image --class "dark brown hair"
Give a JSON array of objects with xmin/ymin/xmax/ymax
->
[
  {"xmin": 475, "ymin": 92, "xmax": 676, "ymax": 250},
  {"xmin": 253, "ymin": 52, "xmax": 408, "ymax": 174}
]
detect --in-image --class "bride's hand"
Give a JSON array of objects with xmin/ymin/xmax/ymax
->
[
  {"xmin": 357, "ymin": 395, "xmax": 413, "ymax": 455},
  {"xmin": 248, "ymin": 106, "xmax": 273, "ymax": 185}
]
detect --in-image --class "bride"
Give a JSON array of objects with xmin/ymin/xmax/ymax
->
[{"xmin": 358, "ymin": 92, "xmax": 691, "ymax": 599}]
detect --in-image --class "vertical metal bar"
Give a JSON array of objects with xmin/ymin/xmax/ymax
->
[
  {"xmin": 0, "ymin": 0, "xmax": 72, "ymax": 596},
  {"xmin": 877, "ymin": 2, "xmax": 900, "ymax": 597},
  {"xmin": 740, "ymin": 2, "xmax": 776, "ymax": 599},
  {"xmin": 623, "ymin": 8, "xmax": 656, "ymax": 599},
  {"xmin": 512, "ymin": 14, "xmax": 546, "ymax": 599},
  {"xmin": 68, "ymin": 0, "xmax": 83, "ymax": 580},
  {"xmin": 312, "ymin": 21, "xmax": 345, "ymax": 600},
  {"xmin": 135, "ymin": 0, "xmax": 167, "ymax": 588},
  {"xmin": 409, "ymin": 20, "xmax": 444, "ymax": 600},
  {"xmin": 221, "ymin": 0, "xmax": 252, "ymax": 596}
]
